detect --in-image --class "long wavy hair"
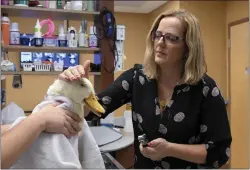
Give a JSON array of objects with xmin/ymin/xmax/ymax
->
[{"xmin": 143, "ymin": 9, "xmax": 207, "ymax": 85}]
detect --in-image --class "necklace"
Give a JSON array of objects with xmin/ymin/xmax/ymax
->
[{"xmin": 159, "ymin": 80, "xmax": 180, "ymax": 111}]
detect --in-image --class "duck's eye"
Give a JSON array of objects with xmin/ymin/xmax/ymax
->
[{"xmin": 80, "ymin": 84, "xmax": 84, "ymax": 87}]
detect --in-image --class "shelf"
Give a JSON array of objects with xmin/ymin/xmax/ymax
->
[
  {"xmin": 2, "ymin": 71, "xmax": 101, "ymax": 76},
  {"xmin": 2, "ymin": 45, "xmax": 100, "ymax": 53},
  {"xmin": 1, "ymin": 5, "xmax": 99, "ymax": 20}
]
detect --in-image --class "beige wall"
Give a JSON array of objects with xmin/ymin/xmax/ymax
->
[
  {"xmin": 225, "ymin": 1, "xmax": 249, "ymax": 99},
  {"xmin": 114, "ymin": 13, "xmax": 149, "ymax": 70},
  {"xmin": 148, "ymin": 1, "xmax": 180, "ymax": 27},
  {"xmin": 180, "ymin": 1, "xmax": 227, "ymax": 97},
  {"xmin": 113, "ymin": 12, "xmax": 149, "ymax": 116},
  {"xmin": 226, "ymin": 1, "xmax": 249, "ymax": 23}
]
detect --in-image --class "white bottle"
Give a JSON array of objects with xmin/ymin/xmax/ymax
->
[
  {"xmin": 10, "ymin": 22, "xmax": 20, "ymax": 45},
  {"xmin": 79, "ymin": 20, "xmax": 88, "ymax": 47},
  {"xmin": 58, "ymin": 24, "xmax": 66, "ymax": 40},
  {"xmin": 49, "ymin": 1, "xmax": 56, "ymax": 9},
  {"xmin": 71, "ymin": 0, "xmax": 82, "ymax": 10},
  {"xmin": 78, "ymin": 25, "xmax": 85, "ymax": 47},
  {"xmin": 123, "ymin": 102, "xmax": 133, "ymax": 133},
  {"xmin": 58, "ymin": 24, "xmax": 66, "ymax": 47},
  {"xmin": 34, "ymin": 19, "xmax": 41, "ymax": 38},
  {"xmin": 88, "ymin": 26, "xmax": 97, "ymax": 48}
]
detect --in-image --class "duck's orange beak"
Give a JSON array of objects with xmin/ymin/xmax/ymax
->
[{"xmin": 83, "ymin": 92, "xmax": 105, "ymax": 117}]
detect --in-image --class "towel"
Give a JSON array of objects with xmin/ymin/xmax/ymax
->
[{"xmin": 9, "ymin": 96, "xmax": 105, "ymax": 169}]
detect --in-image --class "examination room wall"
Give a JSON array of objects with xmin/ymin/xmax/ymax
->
[{"xmin": 4, "ymin": 0, "xmax": 248, "ymax": 117}]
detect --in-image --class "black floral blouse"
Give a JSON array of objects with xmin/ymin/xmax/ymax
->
[{"xmin": 88, "ymin": 64, "xmax": 232, "ymax": 169}]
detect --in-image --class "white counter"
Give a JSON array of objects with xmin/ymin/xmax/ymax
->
[
  {"xmin": 90, "ymin": 114, "xmax": 134, "ymax": 153},
  {"xmin": 100, "ymin": 130, "xmax": 134, "ymax": 152}
]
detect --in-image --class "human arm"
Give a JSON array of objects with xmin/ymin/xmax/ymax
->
[
  {"xmin": 167, "ymin": 143, "xmax": 206, "ymax": 164},
  {"xmin": 195, "ymin": 81, "xmax": 231, "ymax": 168},
  {"xmin": 140, "ymin": 79, "xmax": 231, "ymax": 168},
  {"xmin": 1, "ymin": 124, "xmax": 11, "ymax": 134},
  {"xmin": 140, "ymin": 138, "xmax": 207, "ymax": 164},
  {"xmin": 1, "ymin": 104, "xmax": 82, "ymax": 169}
]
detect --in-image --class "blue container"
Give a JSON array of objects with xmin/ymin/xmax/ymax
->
[
  {"xmin": 31, "ymin": 38, "xmax": 44, "ymax": 47},
  {"xmin": 58, "ymin": 40, "xmax": 67, "ymax": 47},
  {"xmin": 20, "ymin": 34, "xmax": 30, "ymax": 46}
]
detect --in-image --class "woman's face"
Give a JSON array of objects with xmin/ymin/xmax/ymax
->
[{"xmin": 153, "ymin": 17, "xmax": 187, "ymax": 67}]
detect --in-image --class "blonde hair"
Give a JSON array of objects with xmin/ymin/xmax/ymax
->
[{"xmin": 143, "ymin": 9, "xmax": 207, "ymax": 85}]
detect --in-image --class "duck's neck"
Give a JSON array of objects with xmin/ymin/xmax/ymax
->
[
  {"xmin": 45, "ymin": 95, "xmax": 84, "ymax": 117},
  {"xmin": 71, "ymin": 102, "xmax": 84, "ymax": 118}
]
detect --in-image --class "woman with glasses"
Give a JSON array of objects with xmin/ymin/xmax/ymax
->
[{"xmin": 58, "ymin": 9, "xmax": 231, "ymax": 169}]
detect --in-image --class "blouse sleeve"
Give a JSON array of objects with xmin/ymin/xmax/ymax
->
[
  {"xmin": 87, "ymin": 67, "xmax": 135, "ymax": 119},
  {"xmin": 198, "ymin": 80, "xmax": 232, "ymax": 168}
]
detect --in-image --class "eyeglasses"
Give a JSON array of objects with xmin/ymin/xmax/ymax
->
[{"xmin": 152, "ymin": 31, "xmax": 184, "ymax": 44}]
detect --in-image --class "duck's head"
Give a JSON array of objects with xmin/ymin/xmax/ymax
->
[{"xmin": 47, "ymin": 78, "xmax": 105, "ymax": 117}]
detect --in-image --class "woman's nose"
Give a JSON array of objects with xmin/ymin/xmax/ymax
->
[{"xmin": 157, "ymin": 37, "xmax": 166, "ymax": 47}]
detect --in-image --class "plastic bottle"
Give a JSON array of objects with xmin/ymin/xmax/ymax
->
[
  {"xmin": 78, "ymin": 25, "xmax": 84, "ymax": 47},
  {"xmin": 79, "ymin": 20, "xmax": 88, "ymax": 47},
  {"xmin": 58, "ymin": 24, "xmax": 66, "ymax": 40},
  {"xmin": 82, "ymin": 0, "xmax": 87, "ymax": 11},
  {"xmin": 87, "ymin": 0, "xmax": 94, "ymax": 11},
  {"xmin": 1, "ymin": 13, "xmax": 10, "ymax": 45},
  {"xmin": 88, "ymin": 26, "xmax": 97, "ymax": 48},
  {"xmin": 58, "ymin": 24, "xmax": 67, "ymax": 47},
  {"xmin": 56, "ymin": 0, "xmax": 62, "ymax": 9},
  {"xmin": 10, "ymin": 22, "xmax": 20, "ymax": 45},
  {"xmin": 34, "ymin": 19, "xmax": 42, "ymax": 38},
  {"xmin": 123, "ymin": 102, "xmax": 133, "ymax": 133}
]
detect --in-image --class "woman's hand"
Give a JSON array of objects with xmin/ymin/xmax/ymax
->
[
  {"xmin": 33, "ymin": 103, "xmax": 82, "ymax": 137},
  {"xmin": 139, "ymin": 138, "xmax": 172, "ymax": 161},
  {"xmin": 58, "ymin": 60, "xmax": 91, "ymax": 81}
]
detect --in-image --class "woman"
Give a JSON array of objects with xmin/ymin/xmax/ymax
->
[
  {"xmin": 59, "ymin": 9, "xmax": 231, "ymax": 169},
  {"xmin": 1, "ymin": 103, "xmax": 82, "ymax": 169}
]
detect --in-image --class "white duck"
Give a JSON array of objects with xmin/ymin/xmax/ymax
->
[
  {"xmin": 45, "ymin": 77, "xmax": 105, "ymax": 118},
  {"xmin": 9, "ymin": 78, "xmax": 106, "ymax": 169}
]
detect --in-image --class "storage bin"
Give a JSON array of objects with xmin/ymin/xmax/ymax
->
[
  {"xmin": 34, "ymin": 63, "xmax": 51, "ymax": 71},
  {"xmin": 53, "ymin": 61, "xmax": 64, "ymax": 71},
  {"xmin": 22, "ymin": 63, "xmax": 33, "ymax": 71}
]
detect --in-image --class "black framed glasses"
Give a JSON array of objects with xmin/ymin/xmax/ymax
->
[{"xmin": 152, "ymin": 31, "xmax": 184, "ymax": 44}]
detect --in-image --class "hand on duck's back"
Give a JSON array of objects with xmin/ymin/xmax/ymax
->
[{"xmin": 58, "ymin": 60, "xmax": 91, "ymax": 81}]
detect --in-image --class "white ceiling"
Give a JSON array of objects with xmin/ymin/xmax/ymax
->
[{"xmin": 114, "ymin": 1, "xmax": 167, "ymax": 14}]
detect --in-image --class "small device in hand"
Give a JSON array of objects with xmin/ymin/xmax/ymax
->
[{"xmin": 138, "ymin": 134, "xmax": 149, "ymax": 147}]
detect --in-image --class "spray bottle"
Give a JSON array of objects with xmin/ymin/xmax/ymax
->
[
  {"xmin": 34, "ymin": 19, "xmax": 42, "ymax": 38},
  {"xmin": 89, "ymin": 26, "xmax": 97, "ymax": 48},
  {"xmin": 33, "ymin": 19, "xmax": 43, "ymax": 46},
  {"xmin": 58, "ymin": 24, "xmax": 67, "ymax": 47},
  {"xmin": 79, "ymin": 19, "xmax": 88, "ymax": 47}
]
